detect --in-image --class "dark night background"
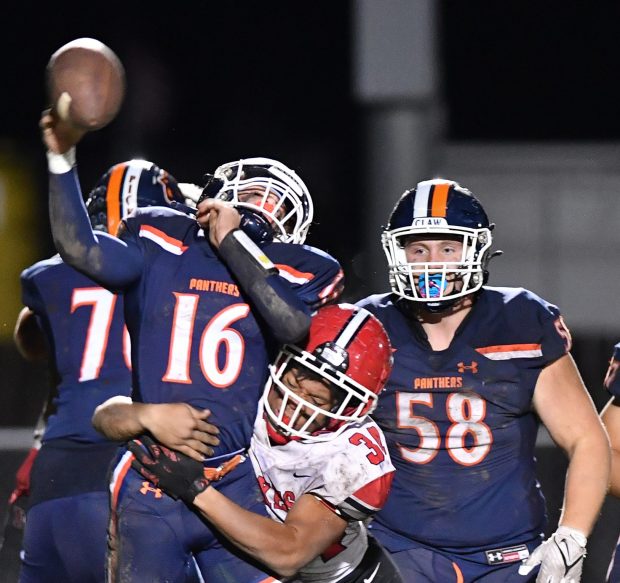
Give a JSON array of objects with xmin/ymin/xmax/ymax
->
[
  {"xmin": 0, "ymin": 2, "xmax": 619, "ymax": 580},
  {"xmin": 4, "ymin": 1, "xmax": 620, "ymax": 274}
]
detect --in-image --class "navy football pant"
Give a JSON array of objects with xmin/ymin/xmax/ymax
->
[
  {"xmin": 370, "ymin": 523, "xmax": 542, "ymax": 583},
  {"xmin": 19, "ymin": 491, "xmax": 110, "ymax": 583},
  {"xmin": 109, "ymin": 450, "xmax": 278, "ymax": 583},
  {"xmin": 385, "ymin": 546, "xmax": 540, "ymax": 582}
]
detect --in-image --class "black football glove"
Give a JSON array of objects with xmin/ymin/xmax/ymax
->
[{"xmin": 128, "ymin": 434, "xmax": 210, "ymax": 504}]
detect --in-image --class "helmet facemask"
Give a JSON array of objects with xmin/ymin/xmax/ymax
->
[
  {"xmin": 206, "ymin": 157, "xmax": 314, "ymax": 244},
  {"xmin": 262, "ymin": 344, "xmax": 378, "ymax": 443},
  {"xmin": 382, "ymin": 225, "xmax": 492, "ymax": 306}
]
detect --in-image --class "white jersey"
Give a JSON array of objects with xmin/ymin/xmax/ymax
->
[{"xmin": 250, "ymin": 413, "xmax": 395, "ymax": 583}]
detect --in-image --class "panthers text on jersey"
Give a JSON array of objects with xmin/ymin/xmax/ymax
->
[
  {"xmin": 250, "ymin": 414, "xmax": 395, "ymax": 583},
  {"xmin": 356, "ymin": 286, "xmax": 571, "ymax": 552}
]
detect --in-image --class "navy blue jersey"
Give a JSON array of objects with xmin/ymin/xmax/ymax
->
[
  {"xmin": 118, "ymin": 207, "xmax": 342, "ymax": 459},
  {"xmin": 604, "ymin": 342, "xmax": 620, "ymax": 399},
  {"xmin": 21, "ymin": 256, "xmax": 131, "ymax": 444},
  {"xmin": 357, "ymin": 286, "xmax": 570, "ymax": 551}
]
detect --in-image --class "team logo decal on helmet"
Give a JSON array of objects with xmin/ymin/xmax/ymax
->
[
  {"xmin": 198, "ymin": 157, "xmax": 314, "ymax": 244},
  {"xmin": 382, "ymin": 178, "xmax": 496, "ymax": 310},
  {"xmin": 85, "ymin": 159, "xmax": 185, "ymax": 234},
  {"xmin": 262, "ymin": 303, "xmax": 393, "ymax": 442}
]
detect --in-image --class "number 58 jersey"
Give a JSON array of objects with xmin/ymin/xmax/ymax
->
[{"xmin": 357, "ymin": 286, "xmax": 571, "ymax": 551}]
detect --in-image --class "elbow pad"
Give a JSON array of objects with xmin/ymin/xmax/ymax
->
[{"xmin": 217, "ymin": 230, "xmax": 311, "ymax": 344}]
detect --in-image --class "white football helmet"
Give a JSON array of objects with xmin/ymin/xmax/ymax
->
[{"xmin": 205, "ymin": 157, "xmax": 314, "ymax": 244}]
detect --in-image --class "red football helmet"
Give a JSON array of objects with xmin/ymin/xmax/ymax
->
[{"xmin": 262, "ymin": 303, "xmax": 393, "ymax": 441}]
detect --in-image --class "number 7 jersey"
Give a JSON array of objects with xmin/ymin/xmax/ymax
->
[
  {"xmin": 20, "ymin": 255, "xmax": 131, "ymax": 443},
  {"xmin": 357, "ymin": 286, "xmax": 571, "ymax": 551}
]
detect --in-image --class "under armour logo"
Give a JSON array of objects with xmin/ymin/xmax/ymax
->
[
  {"xmin": 457, "ymin": 361, "xmax": 478, "ymax": 373},
  {"xmin": 139, "ymin": 482, "xmax": 163, "ymax": 498},
  {"xmin": 488, "ymin": 552, "xmax": 503, "ymax": 564}
]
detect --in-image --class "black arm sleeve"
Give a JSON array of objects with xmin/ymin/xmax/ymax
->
[
  {"xmin": 217, "ymin": 229, "xmax": 311, "ymax": 344},
  {"xmin": 49, "ymin": 167, "xmax": 143, "ymax": 289}
]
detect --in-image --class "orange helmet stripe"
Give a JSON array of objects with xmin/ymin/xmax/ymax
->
[
  {"xmin": 431, "ymin": 182, "xmax": 450, "ymax": 217},
  {"xmin": 106, "ymin": 163, "xmax": 127, "ymax": 235}
]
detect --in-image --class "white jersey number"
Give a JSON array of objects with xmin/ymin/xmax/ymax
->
[
  {"xmin": 163, "ymin": 293, "xmax": 250, "ymax": 387},
  {"xmin": 396, "ymin": 391, "xmax": 492, "ymax": 466},
  {"xmin": 71, "ymin": 287, "xmax": 123, "ymax": 381}
]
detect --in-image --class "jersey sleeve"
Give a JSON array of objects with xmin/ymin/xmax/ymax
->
[
  {"xmin": 272, "ymin": 244, "xmax": 344, "ymax": 311},
  {"xmin": 604, "ymin": 342, "xmax": 620, "ymax": 398},
  {"xmin": 491, "ymin": 288, "xmax": 571, "ymax": 370},
  {"xmin": 529, "ymin": 292, "xmax": 571, "ymax": 368},
  {"xmin": 308, "ymin": 423, "xmax": 395, "ymax": 522},
  {"xmin": 20, "ymin": 266, "xmax": 46, "ymax": 313},
  {"xmin": 49, "ymin": 167, "xmax": 143, "ymax": 290}
]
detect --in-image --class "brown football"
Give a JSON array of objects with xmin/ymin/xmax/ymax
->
[{"xmin": 46, "ymin": 38, "xmax": 125, "ymax": 131}]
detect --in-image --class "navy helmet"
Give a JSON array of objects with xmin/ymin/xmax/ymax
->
[
  {"xmin": 85, "ymin": 159, "xmax": 185, "ymax": 234},
  {"xmin": 382, "ymin": 179, "xmax": 495, "ymax": 310}
]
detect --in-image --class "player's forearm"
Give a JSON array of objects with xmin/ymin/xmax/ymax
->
[
  {"xmin": 192, "ymin": 487, "xmax": 312, "ymax": 577},
  {"xmin": 559, "ymin": 430, "xmax": 610, "ymax": 535},
  {"xmin": 217, "ymin": 229, "xmax": 311, "ymax": 344},
  {"xmin": 48, "ymin": 154, "xmax": 142, "ymax": 288},
  {"xmin": 92, "ymin": 397, "xmax": 148, "ymax": 441}
]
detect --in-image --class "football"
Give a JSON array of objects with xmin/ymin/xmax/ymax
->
[{"xmin": 46, "ymin": 38, "xmax": 125, "ymax": 131}]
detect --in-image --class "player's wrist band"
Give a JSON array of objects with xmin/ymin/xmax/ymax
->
[{"xmin": 47, "ymin": 148, "xmax": 76, "ymax": 174}]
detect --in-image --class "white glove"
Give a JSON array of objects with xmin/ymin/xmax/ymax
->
[{"xmin": 518, "ymin": 526, "xmax": 587, "ymax": 582}]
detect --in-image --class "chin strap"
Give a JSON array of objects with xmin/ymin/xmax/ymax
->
[{"xmin": 422, "ymin": 298, "xmax": 460, "ymax": 314}]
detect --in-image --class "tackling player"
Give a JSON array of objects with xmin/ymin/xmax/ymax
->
[
  {"xmin": 14, "ymin": 159, "xmax": 193, "ymax": 583},
  {"xmin": 356, "ymin": 179, "xmax": 610, "ymax": 582},
  {"xmin": 601, "ymin": 344, "xmax": 620, "ymax": 582},
  {"xmin": 41, "ymin": 111, "xmax": 344, "ymax": 583},
  {"xmin": 127, "ymin": 303, "xmax": 403, "ymax": 583}
]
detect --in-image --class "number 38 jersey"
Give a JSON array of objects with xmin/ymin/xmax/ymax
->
[
  {"xmin": 357, "ymin": 286, "xmax": 570, "ymax": 551},
  {"xmin": 120, "ymin": 207, "xmax": 343, "ymax": 459},
  {"xmin": 21, "ymin": 256, "xmax": 131, "ymax": 443},
  {"xmin": 250, "ymin": 414, "xmax": 395, "ymax": 583}
]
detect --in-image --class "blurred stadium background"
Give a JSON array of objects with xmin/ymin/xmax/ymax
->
[{"xmin": 0, "ymin": 1, "xmax": 618, "ymax": 580}]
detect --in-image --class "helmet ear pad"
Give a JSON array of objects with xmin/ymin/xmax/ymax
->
[
  {"xmin": 237, "ymin": 208, "xmax": 274, "ymax": 245},
  {"xmin": 85, "ymin": 185, "xmax": 109, "ymax": 231}
]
